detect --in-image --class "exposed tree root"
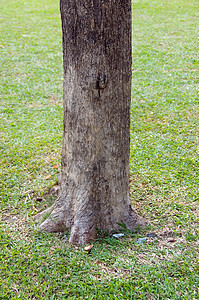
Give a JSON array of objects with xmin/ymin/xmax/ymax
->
[
  {"xmin": 36, "ymin": 204, "xmax": 148, "ymax": 245},
  {"xmin": 33, "ymin": 206, "xmax": 54, "ymax": 221},
  {"xmin": 38, "ymin": 207, "xmax": 66, "ymax": 233},
  {"xmin": 69, "ymin": 221, "xmax": 96, "ymax": 244},
  {"xmin": 124, "ymin": 205, "xmax": 148, "ymax": 230}
]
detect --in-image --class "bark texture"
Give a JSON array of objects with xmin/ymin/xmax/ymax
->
[{"xmin": 39, "ymin": 0, "xmax": 146, "ymax": 244}]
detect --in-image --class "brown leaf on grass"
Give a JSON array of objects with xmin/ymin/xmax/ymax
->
[
  {"xmin": 36, "ymin": 198, "xmax": 43, "ymax": 202},
  {"xmin": 84, "ymin": 245, "xmax": 93, "ymax": 251},
  {"xmin": 44, "ymin": 175, "xmax": 51, "ymax": 180},
  {"xmin": 53, "ymin": 165, "xmax": 59, "ymax": 169}
]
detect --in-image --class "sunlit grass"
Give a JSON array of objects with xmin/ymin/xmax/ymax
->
[{"xmin": 0, "ymin": 0, "xmax": 198, "ymax": 298}]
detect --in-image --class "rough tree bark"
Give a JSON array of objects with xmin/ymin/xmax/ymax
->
[{"xmin": 38, "ymin": 0, "xmax": 146, "ymax": 244}]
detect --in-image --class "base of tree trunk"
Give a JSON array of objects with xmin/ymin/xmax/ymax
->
[
  {"xmin": 34, "ymin": 0, "xmax": 149, "ymax": 245},
  {"xmin": 36, "ymin": 199, "xmax": 147, "ymax": 245}
]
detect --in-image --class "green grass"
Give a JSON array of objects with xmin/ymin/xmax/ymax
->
[{"xmin": 0, "ymin": 0, "xmax": 198, "ymax": 298}]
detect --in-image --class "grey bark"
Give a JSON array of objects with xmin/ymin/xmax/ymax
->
[{"xmin": 39, "ymin": 0, "xmax": 146, "ymax": 244}]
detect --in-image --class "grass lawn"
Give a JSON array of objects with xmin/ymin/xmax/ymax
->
[{"xmin": 0, "ymin": 0, "xmax": 198, "ymax": 298}]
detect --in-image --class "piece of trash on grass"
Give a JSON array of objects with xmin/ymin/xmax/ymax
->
[
  {"xmin": 136, "ymin": 237, "xmax": 147, "ymax": 244},
  {"xmin": 63, "ymin": 235, "xmax": 68, "ymax": 243},
  {"xmin": 112, "ymin": 233, "xmax": 125, "ymax": 238},
  {"xmin": 147, "ymin": 233, "xmax": 156, "ymax": 238}
]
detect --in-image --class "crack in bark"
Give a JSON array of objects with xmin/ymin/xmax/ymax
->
[{"xmin": 96, "ymin": 71, "xmax": 107, "ymax": 99}]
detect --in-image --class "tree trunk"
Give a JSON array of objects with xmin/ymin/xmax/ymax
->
[{"xmin": 39, "ymin": 0, "xmax": 146, "ymax": 244}]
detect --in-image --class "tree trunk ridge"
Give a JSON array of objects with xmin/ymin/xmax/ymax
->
[{"xmin": 38, "ymin": 0, "xmax": 147, "ymax": 244}]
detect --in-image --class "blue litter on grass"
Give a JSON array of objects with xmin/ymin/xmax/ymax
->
[
  {"xmin": 112, "ymin": 233, "xmax": 125, "ymax": 238},
  {"xmin": 147, "ymin": 233, "xmax": 156, "ymax": 238},
  {"xmin": 136, "ymin": 237, "xmax": 147, "ymax": 244},
  {"xmin": 63, "ymin": 235, "xmax": 68, "ymax": 243}
]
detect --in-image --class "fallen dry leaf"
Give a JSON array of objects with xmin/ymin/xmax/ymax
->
[
  {"xmin": 84, "ymin": 245, "xmax": 93, "ymax": 251},
  {"xmin": 53, "ymin": 165, "xmax": 59, "ymax": 169},
  {"xmin": 36, "ymin": 198, "xmax": 43, "ymax": 202},
  {"xmin": 168, "ymin": 239, "xmax": 176, "ymax": 243}
]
